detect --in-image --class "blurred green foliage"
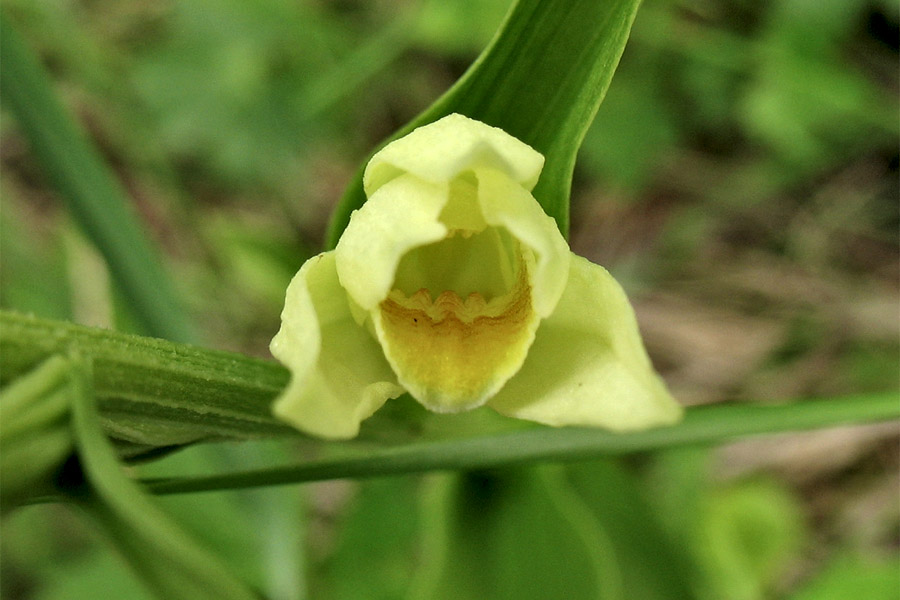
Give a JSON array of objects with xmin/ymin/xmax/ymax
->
[
  {"xmin": 581, "ymin": 0, "xmax": 898, "ymax": 191},
  {"xmin": 1, "ymin": 0, "xmax": 897, "ymax": 598}
]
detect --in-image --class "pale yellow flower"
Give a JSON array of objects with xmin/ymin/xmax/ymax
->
[{"xmin": 270, "ymin": 114, "xmax": 681, "ymax": 439}]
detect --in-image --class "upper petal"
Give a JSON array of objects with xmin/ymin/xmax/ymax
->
[
  {"xmin": 363, "ymin": 113, "xmax": 545, "ymax": 195},
  {"xmin": 488, "ymin": 255, "xmax": 682, "ymax": 430},
  {"xmin": 335, "ymin": 174, "xmax": 448, "ymax": 311},
  {"xmin": 270, "ymin": 251, "xmax": 405, "ymax": 439},
  {"xmin": 475, "ymin": 167, "xmax": 570, "ymax": 318}
]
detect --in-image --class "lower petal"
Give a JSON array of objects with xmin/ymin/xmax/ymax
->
[
  {"xmin": 488, "ymin": 255, "xmax": 682, "ymax": 430},
  {"xmin": 270, "ymin": 251, "xmax": 405, "ymax": 439},
  {"xmin": 373, "ymin": 254, "xmax": 540, "ymax": 413}
]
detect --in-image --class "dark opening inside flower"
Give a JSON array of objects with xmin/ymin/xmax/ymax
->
[{"xmin": 270, "ymin": 114, "xmax": 681, "ymax": 439}]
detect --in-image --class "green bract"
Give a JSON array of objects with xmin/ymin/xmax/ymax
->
[{"xmin": 270, "ymin": 114, "xmax": 681, "ymax": 439}]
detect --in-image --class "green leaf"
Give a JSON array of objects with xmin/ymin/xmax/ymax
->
[
  {"xmin": 32, "ymin": 549, "xmax": 155, "ymax": 600},
  {"xmin": 139, "ymin": 442, "xmax": 309, "ymax": 598},
  {"xmin": 644, "ymin": 447, "xmax": 715, "ymax": 554},
  {"xmin": 0, "ymin": 356, "xmax": 74, "ymax": 510},
  {"xmin": 66, "ymin": 354, "xmax": 260, "ymax": 600},
  {"xmin": 787, "ymin": 552, "xmax": 900, "ymax": 600},
  {"xmin": 326, "ymin": 0, "xmax": 643, "ymax": 246},
  {"xmin": 695, "ymin": 479, "xmax": 806, "ymax": 600},
  {"xmin": 410, "ymin": 468, "xmax": 611, "ymax": 599},
  {"xmin": 315, "ymin": 477, "xmax": 421, "ymax": 600},
  {"xmin": 0, "ymin": 13, "xmax": 196, "ymax": 343},
  {"xmin": 565, "ymin": 460, "xmax": 697, "ymax": 599}
]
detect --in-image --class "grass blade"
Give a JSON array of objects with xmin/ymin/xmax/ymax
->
[
  {"xmin": 140, "ymin": 391, "xmax": 899, "ymax": 495},
  {"xmin": 0, "ymin": 13, "xmax": 196, "ymax": 342}
]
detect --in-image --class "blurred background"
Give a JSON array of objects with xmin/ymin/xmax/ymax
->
[{"xmin": 1, "ymin": 0, "xmax": 897, "ymax": 598}]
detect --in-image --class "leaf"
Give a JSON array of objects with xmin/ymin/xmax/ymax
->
[
  {"xmin": 66, "ymin": 354, "xmax": 260, "ymax": 600},
  {"xmin": 695, "ymin": 479, "xmax": 806, "ymax": 600},
  {"xmin": 32, "ymin": 550, "xmax": 155, "ymax": 600},
  {"xmin": 410, "ymin": 468, "xmax": 611, "ymax": 600},
  {"xmin": 0, "ymin": 13, "xmax": 196, "ymax": 342},
  {"xmin": 565, "ymin": 460, "xmax": 697, "ymax": 599},
  {"xmin": 140, "ymin": 443, "xmax": 306, "ymax": 596},
  {"xmin": 315, "ymin": 477, "xmax": 421, "ymax": 600},
  {"xmin": 787, "ymin": 552, "xmax": 900, "ymax": 600},
  {"xmin": 0, "ymin": 356, "xmax": 74, "ymax": 510},
  {"xmin": 326, "ymin": 0, "xmax": 643, "ymax": 246}
]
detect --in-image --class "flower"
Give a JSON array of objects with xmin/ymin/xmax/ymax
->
[{"xmin": 270, "ymin": 114, "xmax": 681, "ymax": 439}]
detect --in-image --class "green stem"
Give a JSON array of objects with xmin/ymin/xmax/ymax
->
[
  {"xmin": 0, "ymin": 311, "xmax": 292, "ymax": 454},
  {"xmin": 141, "ymin": 392, "xmax": 899, "ymax": 495}
]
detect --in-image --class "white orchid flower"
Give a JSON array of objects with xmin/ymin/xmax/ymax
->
[{"xmin": 270, "ymin": 114, "xmax": 681, "ymax": 439}]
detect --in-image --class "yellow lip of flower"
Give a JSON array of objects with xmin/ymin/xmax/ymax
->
[
  {"xmin": 270, "ymin": 113, "xmax": 682, "ymax": 439},
  {"xmin": 374, "ymin": 245, "xmax": 536, "ymax": 413}
]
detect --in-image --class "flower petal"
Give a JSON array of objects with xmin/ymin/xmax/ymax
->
[
  {"xmin": 270, "ymin": 251, "xmax": 405, "ymax": 439},
  {"xmin": 475, "ymin": 167, "xmax": 570, "ymax": 317},
  {"xmin": 364, "ymin": 113, "xmax": 545, "ymax": 195},
  {"xmin": 335, "ymin": 174, "xmax": 448, "ymax": 311},
  {"xmin": 488, "ymin": 255, "xmax": 682, "ymax": 430},
  {"xmin": 372, "ymin": 259, "xmax": 541, "ymax": 413}
]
